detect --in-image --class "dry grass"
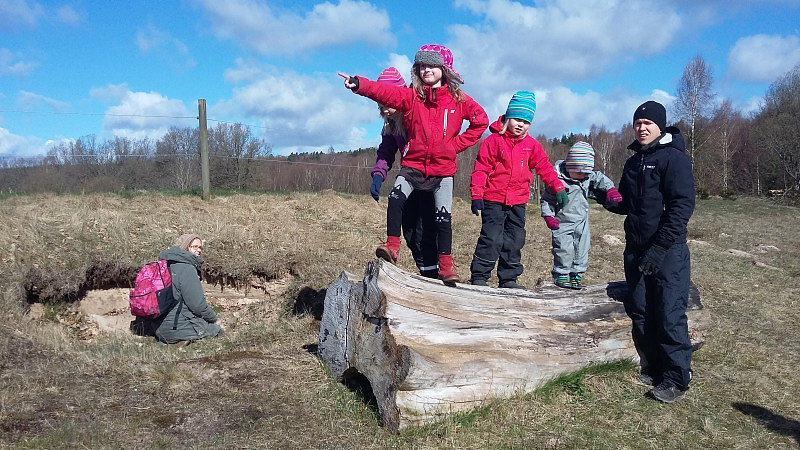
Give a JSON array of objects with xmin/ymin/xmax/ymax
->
[{"xmin": 1, "ymin": 192, "xmax": 799, "ymax": 448}]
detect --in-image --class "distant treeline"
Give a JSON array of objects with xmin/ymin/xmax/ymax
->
[{"xmin": 2, "ymin": 61, "xmax": 799, "ymax": 201}]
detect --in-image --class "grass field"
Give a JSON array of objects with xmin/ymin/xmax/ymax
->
[{"xmin": 1, "ymin": 192, "xmax": 798, "ymax": 448}]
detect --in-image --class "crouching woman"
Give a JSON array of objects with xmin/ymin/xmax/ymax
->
[{"xmin": 155, "ymin": 233, "xmax": 223, "ymax": 344}]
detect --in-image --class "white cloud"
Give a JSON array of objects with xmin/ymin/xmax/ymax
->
[
  {"xmin": 449, "ymin": 0, "xmax": 681, "ymax": 105},
  {"xmin": 90, "ymin": 83, "xmax": 130, "ymax": 102},
  {"xmin": 0, "ymin": 47, "xmax": 38, "ymax": 76},
  {"xmin": 55, "ymin": 5, "xmax": 80, "ymax": 25},
  {"xmin": 738, "ymin": 96, "xmax": 764, "ymax": 116},
  {"xmin": 728, "ymin": 34, "xmax": 800, "ymax": 82},
  {"xmin": 99, "ymin": 87, "xmax": 194, "ymax": 140},
  {"xmin": 498, "ymin": 87, "xmax": 678, "ymax": 138},
  {"xmin": 136, "ymin": 24, "xmax": 196, "ymax": 70},
  {"xmin": 0, "ymin": 126, "xmax": 45, "ymax": 157},
  {"xmin": 0, "ymin": 0, "xmax": 44, "ymax": 29},
  {"xmin": 385, "ymin": 53, "xmax": 412, "ymax": 84},
  {"xmin": 18, "ymin": 91, "xmax": 70, "ymax": 111},
  {"xmin": 215, "ymin": 65, "xmax": 378, "ymax": 151},
  {"xmin": 199, "ymin": 0, "xmax": 394, "ymax": 55},
  {"xmin": 223, "ymin": 58, "xmax": 265, "ymax": 83}
]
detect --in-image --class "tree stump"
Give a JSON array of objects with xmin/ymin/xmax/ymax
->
[{"xmin": 318, "ymin": 260, "xmax": 709, "ymax": 431}]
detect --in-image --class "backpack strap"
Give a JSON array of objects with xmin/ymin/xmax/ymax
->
[{"xmin": 166, "ymin": 260, "xmax": 184, "ymax": 331}]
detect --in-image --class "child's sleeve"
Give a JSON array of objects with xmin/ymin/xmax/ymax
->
[
  {"xmin": 450, "ymin": 95, "xmax": 489, "ymax": 153},
  {"xmin": 529, "ymin": 140, "xmax": 565, "ymax": 193},
  {"xmin": 354, "ymin": 77, "xmax": 413, "ymax": 112},
  {"xmin": 540, "ymin": 188, "xmax": 557, "ymax": 217},
  {"xmin": 371, "ymin": 134, "xmax": 400, "ymax": 179},
  {"xmin": 589, "ymin": 171, "xmax": 615, "ymax": 193},
  {"xmin": 470, "ymin": 138, "xmax": 493, "ymax": 200}
]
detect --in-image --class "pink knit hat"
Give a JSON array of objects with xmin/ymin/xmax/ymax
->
[
  {"xmin": 377, "ymin": 67, "xmax": 406, "ymax": 87},
  {"xmin": 414, "ymin": 44, "xmax": 463, "ymax": 84}
]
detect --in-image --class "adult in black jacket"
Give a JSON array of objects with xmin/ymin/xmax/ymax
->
[{"xmin": 608, "ymin": 101, "xmax": 696, "ymax": 403}]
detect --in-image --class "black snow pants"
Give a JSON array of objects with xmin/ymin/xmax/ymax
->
[{"xmin": 623, "ymin": 242, "xmax": 693, "ymax": 390}]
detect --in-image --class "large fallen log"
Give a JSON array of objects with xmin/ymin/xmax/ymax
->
[{"xmin": 318, "ymin": 260, "xmax": 709, "ymax": 431}]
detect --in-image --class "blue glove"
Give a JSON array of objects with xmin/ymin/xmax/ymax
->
[
  {"xmin": 555, "ymin": 189, "xmax": 569, "ymax": 207},
  {"xmin": 370, "ymin": 174, "xmax": 384, "ymax": 201},
  {"xmin": 639, "ymin": 244, "xmax": 668, "ymax": 276},
  {"xmin": 471, "ymin": 199, "xmax": 484, "ymax": 216}
]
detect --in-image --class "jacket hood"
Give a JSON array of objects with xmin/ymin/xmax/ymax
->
[
  {"xmin": 628, "ymin": 126, "xmax": 686, "ymax": 154},
  {"xmin": 489, "ymin": 115, "xmax": 505, "ymax": 134},
  {"xmin": 488, "ymin": 115, "xmax": 527, "ymax": 143},
  {"xmin": 159, "ymin": 246, "xmax": 203, "ymax": 268},
  {"xmin": 419, "ymin": 84, "xmax": 454, "ymax": 104}
]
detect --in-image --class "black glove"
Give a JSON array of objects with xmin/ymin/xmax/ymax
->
[
  {"xmin": 370, "ymin": 174, "xmax": 384, "ymax": 201},
  {"xmin": 471, "ymin": 199, "xmax": 484, "ymax": 216},
  {"xmin": 639, "ymin": 244, "xmax": 668, "ymax": 276},
  {"xmin": 348, "ymin": 76, "xmax": 360, "ymax": 91}
]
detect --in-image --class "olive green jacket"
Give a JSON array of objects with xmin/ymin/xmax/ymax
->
[{"xmin": 155, "ymin": 247, "xmax": 220, "ymax": 344}]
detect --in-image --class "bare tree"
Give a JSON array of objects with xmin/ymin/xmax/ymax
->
[
  {"xmin": 675, "ymin": 55, "xmax": 715, "ymax": 166},
  {"xmin": 710, "ymin": 99, "xmax": 745, "ymax": 194},
  {"xmin": 753, "ymin": 63, "xmax": 800, "ymax": 197}
]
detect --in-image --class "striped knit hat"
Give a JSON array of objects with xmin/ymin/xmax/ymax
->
[
  {"xmin": 505, "ymin": 91, "xmax": 537, "ymax": 123},
  {"xmin": 565, "ymin": 141, "xmax": 595, "ymax": 174},
  {"xmin": 414, "ymin": 43, "xmax": 463, "ymax": 84},
  {"xmin": 377, "ymin": 67, "xmax": 406, "ymax": 87}
]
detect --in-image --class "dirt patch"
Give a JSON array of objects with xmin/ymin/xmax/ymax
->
[
  {"xmin": 55, "ymin": 274, "xmax": 294, "ymax": 339},
  {"xmin": 601, "ymin": 235, "xmax": 623, "ymax": 246}
]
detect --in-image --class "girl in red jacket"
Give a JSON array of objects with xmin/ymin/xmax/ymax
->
[
  {"xmin": 340, "ymin": 44, "xmax": 489, "ymax": 283},
  {"xmin": 469, "ymin": 91, "xmax": 568, "ymax": 289}
]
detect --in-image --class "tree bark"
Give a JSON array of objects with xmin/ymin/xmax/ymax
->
[{"xmin": 318, "ymin": 260, "xmax": 709, "ymax": 431}]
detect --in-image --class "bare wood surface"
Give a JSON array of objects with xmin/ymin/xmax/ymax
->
[{"xmin": 318, "ymin": 260, "xmax": 709, "ymax": 431}]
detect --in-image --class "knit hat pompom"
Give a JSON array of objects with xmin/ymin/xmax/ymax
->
[
  {"xmin": 505, "ymin": 90, "xmax": 537, "ymax": 123},
  {"xmin": 565, "ymin": 141, "xmax": 595, "ymax": 174},
  {"xmin": 413, "ymin": 44, "xmax": 463, "ymax": 84},
  {"xmin": 377, "ymin": 67, "xmax": 406, "ymax": 87},
  {"xmin": 174, "ymin": 233, "xmax": 203, "ymax": 251},
  {"xmin": 632, "ymin": 100, "xmax": 667, "ymax": 132}
]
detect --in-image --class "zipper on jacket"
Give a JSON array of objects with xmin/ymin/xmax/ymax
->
[
  {"xmin": 638, "ymin": 153, "xmax": 645, "ymax": 198},
  {"xmin": 443, "ymin": 109, "xmax": 449, "ymax": 137}
]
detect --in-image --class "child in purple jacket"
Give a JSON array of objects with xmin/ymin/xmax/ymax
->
[{"xmin": 369, "ymin": 67, "xmax": 439, "ymax": 278}]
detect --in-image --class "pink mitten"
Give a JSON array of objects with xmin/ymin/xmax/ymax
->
[
  {"xmin": 606, "ymin": 187, "xmax": 623, "ymax": 204},
  {"xmin": 544, "ymin": 216, "xmax": 560, "ymax": 230}
]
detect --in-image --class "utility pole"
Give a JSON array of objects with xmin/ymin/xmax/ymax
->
[{"xmin": 198, "ymin": 99, "xmax": 210, "ymax": 200}]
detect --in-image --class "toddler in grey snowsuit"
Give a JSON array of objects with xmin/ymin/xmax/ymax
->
[{"xmin": 541, "ymin": 141, "xmax": 622, "ymax": 289}]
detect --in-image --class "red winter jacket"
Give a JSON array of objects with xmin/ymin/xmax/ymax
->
[
  {"xmin": 471, "ymin": 116, "xmax": 565, "ymax": 206},
  {"xmin": 355, "ymin": 76, "xmax": 488, "ymax": 177}
]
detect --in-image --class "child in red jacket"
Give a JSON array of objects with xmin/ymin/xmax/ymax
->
[
  {"xmin": 469, "ymin": 91, "xmax": 568, "ymax": 288},
  {"xmin": 340, "ymin": 44, "xmax": 489, "ymax": 283}
]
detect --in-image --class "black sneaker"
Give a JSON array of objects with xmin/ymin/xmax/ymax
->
[
  {"xmin": 569, "ymin": 273, "xmax": 584, "ymax": 290},
  {"xmin": 499, "ymin": 280, "xmax": 526, "ymax": 289},
  {"xmin": 649, "ymin": 382, "xmax": 687, "ymax": 403},
  {"xmin": 554, "ymin": 274, "xmax": 571, "ymax": 288},
  {"xmin": 638, "ymin": 372, "xmax": 655, "ymax": 386},
  {"xmin": 470, "ymin": 278, "xmax": 488, "ymax": 286}
]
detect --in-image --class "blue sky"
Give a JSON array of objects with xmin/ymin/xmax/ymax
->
[{"xmin": 1, "ymin": 0, "xmax": 800, "ymax": 157}]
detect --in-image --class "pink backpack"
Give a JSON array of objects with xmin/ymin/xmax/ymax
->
[{"xmin": 129, "ymin": 260, "xmax": 176, "ymax": 318}]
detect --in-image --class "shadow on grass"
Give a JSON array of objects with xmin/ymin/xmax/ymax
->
[
  {"xmin": 733, "ymin": 402, "xmax": 800, "ymax": 444},
  {"xmin": 341, "ymin": 368, "xmax": 380, "ymax": 421},
  {"xmin": 292, "ymin": 287, "xmax": 325, "ymax": 320}
]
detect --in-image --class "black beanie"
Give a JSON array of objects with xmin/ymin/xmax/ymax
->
[{"xmin": 633, "ymin": 101, "xmax": 667, "ymax": 132}]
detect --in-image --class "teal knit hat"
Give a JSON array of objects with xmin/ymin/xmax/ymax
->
[
  {"xmin": 565, "ymin": 141, "xmax": 595, "ymax": 174},
  {"xmin": 505, "ymin": 91, "xmax": 536, "ymax": 123}
]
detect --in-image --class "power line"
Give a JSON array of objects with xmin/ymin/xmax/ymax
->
[
  {"xmin": 0, "ymin": 108, "xmax": 271, "ymax": 134},
  {"xmin": 0, "ymin": 109, "xmax": 197, "ymax": 119},
  {"xmin": 19, "ymin": 152, "xmax": 373, "ymax": 169}
]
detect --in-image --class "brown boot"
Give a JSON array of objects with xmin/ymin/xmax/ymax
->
[
  {"xmin": 437, "ymin": 254, "xmax": 460, "ymax": 284},
  {"xmin": 375, "ymin": 236, "xmax": 401, "ymax": 263}
]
